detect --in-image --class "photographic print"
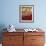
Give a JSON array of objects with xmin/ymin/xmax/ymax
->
[{"xmin": 19, "ymin": 5, "xmax": 34, "ymax": 23}]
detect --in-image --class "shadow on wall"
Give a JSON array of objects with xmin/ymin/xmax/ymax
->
[{"xmin": 0, "ymin": 24, "xmax": 7, "ymax": 43}]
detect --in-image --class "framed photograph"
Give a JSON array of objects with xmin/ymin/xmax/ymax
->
[{"xmin": 19, "ymin": 5, "xmax": 34, "ymax": 23}]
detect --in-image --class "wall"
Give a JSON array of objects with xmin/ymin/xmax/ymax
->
[
  {"xmin": 0, "ymin": 0, "xmax": 40, "ymax": 29},
  {"xmin": 0, "ymin": 0, "xmax": 46, "ymax": 29}
]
